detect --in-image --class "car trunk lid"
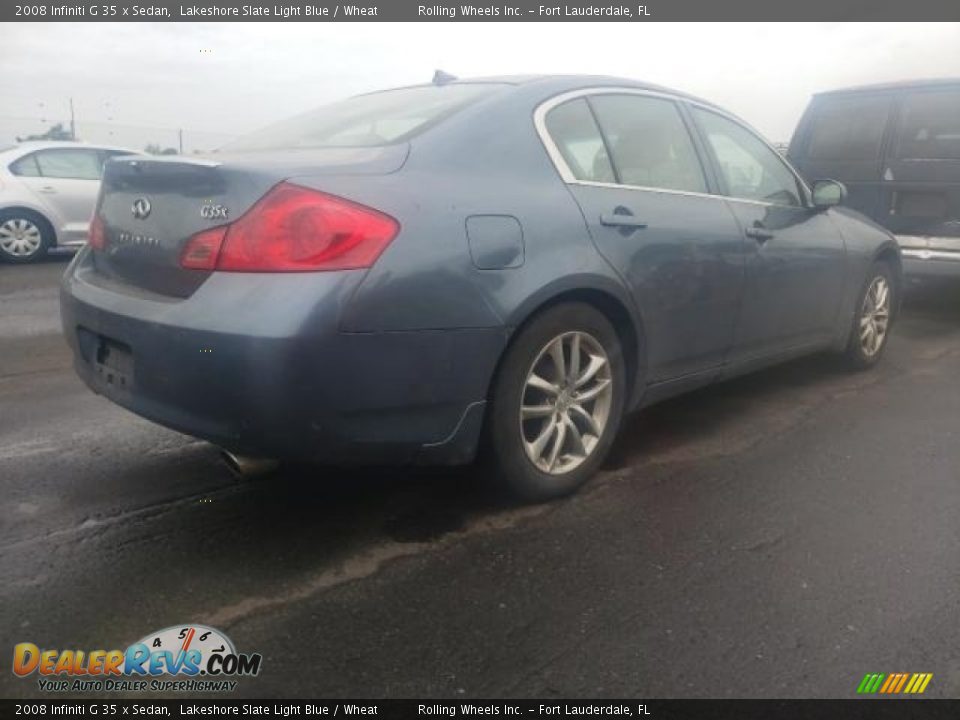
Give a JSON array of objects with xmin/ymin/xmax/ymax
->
[{"xmin": 91, "ymin": 146, "xmax": 409, "ymax": 298}]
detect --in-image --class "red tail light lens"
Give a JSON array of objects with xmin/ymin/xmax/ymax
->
[
  {"xmin": 180, "ymin": 226, "xmax": 227, "ymax": 270},
  {"xmin": 88, "ymin": 215, "xmax": 105, "ymax": 250},
  {"xmin": 179, "ymin": 183, "xmax": 399, "ymax": 272}
]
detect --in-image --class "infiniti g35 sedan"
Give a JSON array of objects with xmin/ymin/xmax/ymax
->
[{"xmin": 60, "ymin": 75, "xmax": 901, "ymax": 500}]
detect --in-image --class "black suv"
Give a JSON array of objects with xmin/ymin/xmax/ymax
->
[{"xmin": 789, "ymin": 79, "xmax": 960, "ymax": 276}]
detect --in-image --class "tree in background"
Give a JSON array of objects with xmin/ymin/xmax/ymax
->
[
  {"xmin": 144, "ymin": 143, "xmax": 178, "ymax": 155},
  {"xmin": 16, "ymin": 122, "xmax": 74, "ymax": 142}
]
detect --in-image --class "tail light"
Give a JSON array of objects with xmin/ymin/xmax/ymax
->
[
  {"xmin": 180, "ymin": 227, "xmax": 227, "ymax": 271},
  {"xmin": 88, "ymin": 215, "xmax": 106, "ymax": 250},
  {"xmin": 180, "ymin": 183, "xmax": 399, "ymax": 272}
]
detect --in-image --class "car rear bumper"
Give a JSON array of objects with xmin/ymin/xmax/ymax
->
[
  {"xmin": 60, "ymin": 249, "xmax": 503, "ymax": 465},
  {"xmin": 897, "ymin": 236, "xmax": 960, "ymax": 277},
  {"xmin": 901, "ymin": 249, "xmax": 960, "ymax": 277}
]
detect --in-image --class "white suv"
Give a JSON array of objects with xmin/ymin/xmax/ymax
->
[{"xmin": 0, "ymin": 141, "xmax": 140, "ymax": 263}]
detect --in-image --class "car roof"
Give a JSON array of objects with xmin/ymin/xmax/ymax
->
[
  {"xmin": 815, "ymin": 77, "xmax": 960, "ymax": 96},
  {"xmin": 378, "ymin": 74, "xmax": 726, "ymax": 111},
  {"xmin": 0, "ymin": 141, "xmax": 139, "ymax": 156}
]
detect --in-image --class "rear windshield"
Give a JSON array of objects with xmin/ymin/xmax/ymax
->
[{"xmin": 221, "ymin": 83, "xmax": 506, "ymax": 152}]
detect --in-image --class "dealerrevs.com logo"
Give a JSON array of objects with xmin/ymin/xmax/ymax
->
[{"xmin": 13, "ymin": 624, "xmax": 262, "ymax": 693}]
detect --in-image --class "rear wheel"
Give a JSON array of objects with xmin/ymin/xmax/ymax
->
[
  {"xmin": 0, "ymin": 210, "xmax": 53, "ymax": 264},
  {"xmin": 844, "ymin": 261, "xmax": 895, "ymax": 369},
  {"xmin": 488, "ymin": 303, "xmax": 626, "ymax": 501}
]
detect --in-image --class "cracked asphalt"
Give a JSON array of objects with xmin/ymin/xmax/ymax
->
[{"xmin": 2, "ymin": 255, "xmax": 960, "ymax": 699}]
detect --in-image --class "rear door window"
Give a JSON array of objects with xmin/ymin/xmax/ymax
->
[
  {"xmin": 806, "ymin": 95, "xmax": 892, "ymax": 161},
  {"xmin": 897, "ymin": 88, "xmax": 960, "ymax": 160},
  {"xmin": 543, "ymin": 98, "xmax": 615, "ymax": 183},
  {"xmin": 588, "ymin": 94, "xmax": 708, "ymax": 194},
  {"xmin": 33, "ymin": 149, "xmax": 102, "ymax": 180}
]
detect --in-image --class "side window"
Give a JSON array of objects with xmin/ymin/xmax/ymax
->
[
  {"xmin": 589, "ymin": 94, "xmax": 707, "ymax": 194},
  {"xmin": 544, "ymin": 99, "xmax": 615, "ymax": 183},
  {"xmin": 806, "ymin": 95, "xmax": 891, "ymax": 161},
  {"xmin": 897, "ymin": 89, "xmax": 960, "ymax": 160},
  {"xmin": 9, "ymin": 154, "xmax": 41, "ymax": 177},
  {"xmin": 693, "ymin": 108, "xmax": 802, "ymax": 207},
  {"xmin": 33, "ymin": 149, "xmax": 102, "ymax": 180}
]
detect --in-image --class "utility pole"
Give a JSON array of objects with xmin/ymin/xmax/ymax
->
[
  {"xmin": 178, "ymin": 128, "xmax": 183, "ymax": 154},
  {"xmin": 69, "ymin": 97, "xmax": 76, "ymax": 140}
]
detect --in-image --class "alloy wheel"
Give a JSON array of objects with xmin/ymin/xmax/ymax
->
[
  {"xmin": 519, "ymin": 331, "xmax": 614, "ymax": 475},
  {"xmin": 859, "ymin": 275, "xmax": 891, "ymax": 357}
]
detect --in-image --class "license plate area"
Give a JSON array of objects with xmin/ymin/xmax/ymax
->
[{"xmin": 94, "ymin": 336, "xmax": 134, "ymax": 391}]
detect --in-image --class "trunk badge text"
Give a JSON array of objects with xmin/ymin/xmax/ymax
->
[
  {"xmin": 114, "ymin": 231, "xmax": 160, "ymax": 248},
  {"xmin": 200, "ymin": 202, "xmax": 229, "ymax": 220},
  {"xmin": 131, "ymin": 198, "xmax": 152, "ymax": 220}
]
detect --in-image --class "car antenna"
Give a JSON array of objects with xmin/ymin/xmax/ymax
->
[{"xmin": 432, "ymin": 70, "xmax": 458, "ymax": 85}]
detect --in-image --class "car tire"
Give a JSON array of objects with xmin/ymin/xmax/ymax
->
[
  {"xmin": 488, "ymin": 302, "xmax": 627, "ymax": 502},
  {"xmin": 0, "ymin": 209, "xmax": 54, "ymax": 264},
  {"xmin": 844, "ymin": 260, "xmax": 896, "ymax": 370}
]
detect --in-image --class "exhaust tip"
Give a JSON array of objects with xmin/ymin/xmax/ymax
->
[{"xmin": 220, "ymin": 450, "xmax": 279, "ymax": 479}]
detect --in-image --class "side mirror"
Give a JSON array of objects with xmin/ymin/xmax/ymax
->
[{"xmin": 812, "ymin": 179, "xmax": 847, "ymax": 209}]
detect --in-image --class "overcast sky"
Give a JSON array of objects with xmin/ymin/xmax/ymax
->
[{"xmin": 1, "ymin": 22, "xmax": 958, "ymax": 149}]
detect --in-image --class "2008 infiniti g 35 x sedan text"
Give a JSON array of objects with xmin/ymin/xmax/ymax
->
[{"xmin": 60, "ymin": 75, "xmax": 901, "ymax": 500}]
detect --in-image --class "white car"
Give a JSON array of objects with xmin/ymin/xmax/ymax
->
[{"xmin": 0, "ymin": 141, "xmax": 140, "ymax": 263}]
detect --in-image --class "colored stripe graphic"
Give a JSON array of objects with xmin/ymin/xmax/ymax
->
[
  {"xmin": 857, "ymin": 673, "xmax": 885, "ymax": 693},
  {"xmin": 857, "ymin": 672, "xmax": 932, "ymax": 694}
]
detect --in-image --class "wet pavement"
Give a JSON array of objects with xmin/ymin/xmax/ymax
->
[{"xmin": 2, "ymin": 256, "xmax": 960, "ymax": 699}]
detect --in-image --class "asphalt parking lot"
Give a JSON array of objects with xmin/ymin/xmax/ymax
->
[{"xmin": 2, "ymin": 255, "xmax": 960, "ymax": 699}]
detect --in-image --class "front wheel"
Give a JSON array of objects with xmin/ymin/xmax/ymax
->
[
  {"xmin": 488, "ymin": 303, "xmax": 627, "ymax": 501},
  {"xmin": 844, "ymin": 261, "xmax": 896, "ymax": 369}
]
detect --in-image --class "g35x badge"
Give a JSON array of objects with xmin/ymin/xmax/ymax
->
[{"xmin": 200, "ymin": 202, "xmax": 229, "ymax": 221}]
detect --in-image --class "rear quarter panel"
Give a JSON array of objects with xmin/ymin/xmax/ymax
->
[{"xmin": 290, "ymin": 85, "xmax": 631, "ymax": 336}]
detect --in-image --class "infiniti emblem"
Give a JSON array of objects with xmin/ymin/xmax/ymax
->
[{"xmin": 131, "ymin": 197, "xmax": 152, "ymax": 220}]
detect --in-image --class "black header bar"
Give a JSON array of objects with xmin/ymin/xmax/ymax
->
[{"xmin": 4, "ymin": 0, "xmax": 960, "ymax": 21}]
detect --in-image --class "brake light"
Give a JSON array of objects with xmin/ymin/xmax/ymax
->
[
  {"xmin": 88, "ymin": 215, "xmax": 105, "ymax": 250},
  {"xmin": 180, "ymin": 226, "xmax": 226, "ymax": 270},
  {"xmin": 179, "ymin": 183, "xmax": 399, "ymax": 272}
]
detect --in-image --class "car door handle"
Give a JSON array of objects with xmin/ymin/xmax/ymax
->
[
  {"xmin": 745, "ymin": 226, "xmax": 774, "ymax": 242},
  {"xmin": 600, "ymin": 213, "xmax": 648, "ymax": 229},
  {"xmin": 38, "ymin": 186, "xmax": 57, "ymax": 194}
]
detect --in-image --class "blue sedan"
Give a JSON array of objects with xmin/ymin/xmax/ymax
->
[{"xmin": 60, "ymin": 75, "xmax": 900, "ymax": 500}]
